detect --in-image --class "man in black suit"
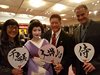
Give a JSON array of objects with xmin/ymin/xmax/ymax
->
[
  {"xmin": 73, "ymin": 4, "xmax": 100, "ymax": 75},
  {"xmin": 43, "ymin": 14, "xmax": 75, "ymax": 75}
]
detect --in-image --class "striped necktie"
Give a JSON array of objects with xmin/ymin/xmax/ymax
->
[{"xmin": 51, "ymin": 33, "xmax": 56, "ymax": 46}]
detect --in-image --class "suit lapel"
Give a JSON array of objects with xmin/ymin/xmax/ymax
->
[
  {"xmin": 75, "ymin": 25, "xmax": 81, "ymax": 43},
  {"xmin": 84, "ymin": 20, "xmax": 93, "ymax": 42},
  {"xmin": 47, "ymin": 30, "xmax": 52, "ymax": 42},
  {"xmin": 56, "ymin": 30, "xmax": 63, "ymax": 47}
]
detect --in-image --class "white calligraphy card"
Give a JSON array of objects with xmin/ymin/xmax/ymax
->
[
  {"xmin": 74, "ymin": 43, "xmax": 95, "ymax": 62},
  {"xmin": 8, "ymin": 47, "xmax": 29, "ymax": 69}
]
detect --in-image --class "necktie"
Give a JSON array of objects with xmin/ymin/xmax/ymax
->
[
  {"xmin": 82, "ymin": 25, "xmax": 86, "ymax": 30},
  {"xmin": 51, "ymin": 33, "xmax": 56, "ymax": 46}
]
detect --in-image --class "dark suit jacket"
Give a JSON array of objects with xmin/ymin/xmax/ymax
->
[
  {"xmin": 43, "ymin": 29, "xmax": 75, "ymax": 75},
  {"xmin": 73, "ymin": 20, "xmax": 100, "ymax": 75}
]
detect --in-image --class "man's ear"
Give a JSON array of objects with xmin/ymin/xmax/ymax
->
[{"xmin": 87, "ymin": 10, "xmax": 89, "ymax": 15}]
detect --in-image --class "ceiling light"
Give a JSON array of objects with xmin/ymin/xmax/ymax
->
[
  {"xmin": 52, "ymin": 3, "xmax": 67, "ymax": 12},
  {"xmin": 62, "ymin": 18, "xmax": 67, "ymax": 20},
  {"xmin": 26, "ymin": 8, "xmax": 29, "ymax": 12},
  {"xmin": 97, "ymin": 1, "xmax": 100, "ymax": 3},
  {"xmin": 89, "ymin": 11, "xmax": 92, "ymax": 14},
  {"xmin": 92, "ymin": 2, "xmax": 94, "ymax": 5},
  {"xmin": 0, "ymin": 4, "xmax": 9, "ymax": 9},
  {"xmin": 69, "ymin": 0, "xmax": 85, "ymax": 3},
  {"xmin": 72, "ymin": 15, "xmax": 76, "ymax": 18},
  {"xmin": 28, "ymin": 15, "xmax": 34, "ymax": 18},
  {"xmin": 60, "ymin": 14, "xmax": 66, "ymax": 16},
  {"xmin": 16, "ymin": 14, "xmax": 30, "ymax": 18},
  {"xmin": 95, "ymin": 4, "xmax": 97, "ymax": 6},
  {"xmin": 93, "ymin": 11, "xmax": 98, "ymax": 15},
  {"xmin": 29, "ymin": 0, "xmax": 46, "ymax": 8},
  {"xmin": 33, "ymin": 16, "xmax": 46, "ymax": 20},
  {"xmin": 9, "ymin": 13, "xmax": 15, "ymax": 16},
  {"xmin": 33, "ymin": 16, "xmax": 49, "ymax": 25},
  {"xmin": 0, "ymin": 12, "xmax": 15, "ymax": 17}
]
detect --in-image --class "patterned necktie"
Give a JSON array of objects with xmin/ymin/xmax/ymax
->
[{"xmin": 51, "ymin": 33, "xmax": 56, "ymax": 46}]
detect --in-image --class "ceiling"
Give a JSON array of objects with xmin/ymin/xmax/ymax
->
[{"xmin": 0, "ymin": 0, "xmax": 100, "ymax": 26}]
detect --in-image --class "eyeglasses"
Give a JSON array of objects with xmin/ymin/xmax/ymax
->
[{"xmin": 7, "ymin": 25, "xmax": 18, "ymax": 30}]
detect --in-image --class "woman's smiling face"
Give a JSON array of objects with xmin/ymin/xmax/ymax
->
[
  {"xmin": 7, "ymin": 25, "xmax": 19, "ymax": 39},
  {"xmin": 32, "ymin": 26, "xmax": 42, "ymax": 39}
]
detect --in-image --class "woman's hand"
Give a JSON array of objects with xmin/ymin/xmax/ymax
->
[
  {"xmin": 54, "ymin": 63, "xmax": 63, "ymax": 74},
  {"xmin": 12, "ymin": 68, "xmax": 23, "ymax": 75}
]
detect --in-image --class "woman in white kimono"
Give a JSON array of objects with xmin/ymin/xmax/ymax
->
[{"xmin": 24, "ymin": 19, "xmax": 53, "ymax": 75}]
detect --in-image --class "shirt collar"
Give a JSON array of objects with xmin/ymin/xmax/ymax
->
[
  {"xmin": 52, "ymin": 29, "xmax": 61, "ymax": 38},
  {"xmin": 82, "ymin": 19, "xmax": 91, "ymax": 29}
]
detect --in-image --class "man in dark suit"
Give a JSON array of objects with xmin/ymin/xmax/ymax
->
[
  {"xmin": 73, "ymin": 4, "xmax": 100, "ymax": 75},
  {"xmin": 43, "ymin": 14, "xmax": 75, "ymax": 75}
]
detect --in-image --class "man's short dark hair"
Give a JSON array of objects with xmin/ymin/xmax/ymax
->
[{"xmin": 50, "ymin": 14, "xmax": 61, "ymax": 21}]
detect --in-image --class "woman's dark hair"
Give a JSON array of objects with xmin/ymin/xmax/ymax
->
[
  {"xmin": 28, "ymin": 19, "xmax": 44, "ymax": 39},
  {"xmin": 0, "ymin": 19, "xmax": 20, "ymax": 45}
]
